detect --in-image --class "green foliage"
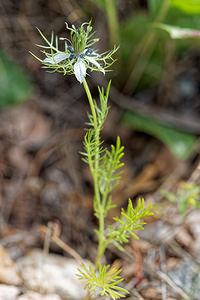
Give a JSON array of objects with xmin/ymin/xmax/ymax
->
[
  {"xmin": 171, "ymin": 0, "xmax": 200, "ymax": 14},
  {"xmin": 81, "ymin": 129, "xmax": 104, "ymax": 170},
  {"xmin": 90, "ymin": 0, "xmax": 117, "ymax": 12},
  {"xmin": 78, "ymin": 262, "xmax": 128, "ymax": 299},
  {"xmin": 148, "ymin": 0, "xmax": 163, "ymax": 17},
  {"xmin": 165, "ymin": 7, "xmax": 200, "ymax": 29},
  {"xmin": 87, "ymin": 0, "xmax": 200, "ymax": 93},
  {"xmin": 87, "ymin": 82, "xmax": 111, "ymax": 131},
  {"xmin": 162, "ymin": 182, "xmax": 200, "ymax": 214},
  {"xmin": 107, "ymin": 199, "xmax": 153, "ymax": 251},
  {"xmin": 98, "ymin": 136, "xmax": 124, "ymax": 195},
  {"xmin": 119, "ymin": 12, "xmax": 168, "ymax": 91},
  {"xmin": 34, "ymin": 21, "xmax": 153, "ymax": 299},
  {"xmin": 117, "ymin": 1, "xmax": 200, "ymax": 92},
  {"xmin": 122, "ymin": 111, "xmax": 197, "ymax": 160},
  {"xmin": 80, "ymin": 79, "xmax": 152, "ymax": 298},
  {"xmin": 0, "ymin": 50, "xmax": 32, "ymax": 107},
  {"xmin": 90, "ymin": 0, "xmax": 120, "ymax": 46},
  {"xmin": 81, "ymin": 83, "xmax": 125, "ymax": 219},
  {"xmin": 81, "ymin": 84, "xmax": 111, "ymax": 174},
  {"xmin": 119, "ymin": 13, "xmax": 151, "ymax": 68}
]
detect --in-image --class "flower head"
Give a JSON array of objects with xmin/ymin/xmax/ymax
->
[{"xmin": 32, "ymin": 22, "xmax": 118, "ymax": 83}]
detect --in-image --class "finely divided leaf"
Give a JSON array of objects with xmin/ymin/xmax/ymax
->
[{"xmin": 77, "ymin": 262, "xmax": 128, "ymax": 299}]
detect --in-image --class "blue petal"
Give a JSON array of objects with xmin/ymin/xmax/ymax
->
[
  {"xmin": 74, "ymin": 58, "xmax": 86, "ymax": 83},
  {"xmin": 43, "ymin": 52, "xmax": 70, "ymax": 64},
  {"xmin": 86, "ymin": 56, "xmax": 105, "ymax": 74}
]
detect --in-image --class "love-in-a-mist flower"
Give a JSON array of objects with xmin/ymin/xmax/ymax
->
[{"xmin": 31, "ymin": 22, "xmax": 118, "ymax": 83}]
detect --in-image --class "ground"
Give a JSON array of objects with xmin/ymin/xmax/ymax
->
[{"xmin": 0, "ymin": 0, "xmax": 200, "ymax": 299}]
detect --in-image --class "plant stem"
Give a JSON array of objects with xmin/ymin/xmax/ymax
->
[
  {"xmin": 82, "ymin": 79, "xmax": 105, "ymax": 269},
  {"xmin": 83, "ymin": 79, "xmax": 100, "ymax": 207},
  {"xmin": 105, "ymin": 0, "xmax": 120, "ymax": 46},
  {"xmin": 83, "ymin": 79, "xmax": 98, "ymax": 130}
]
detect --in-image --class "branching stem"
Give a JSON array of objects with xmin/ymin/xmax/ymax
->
[{"xmin": 83, "ymin": 79, "xmax": 105, "ymax": 269}]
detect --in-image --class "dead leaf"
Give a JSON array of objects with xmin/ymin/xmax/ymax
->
[
  {"xmin": 141, "ymin": 285, "xmax": 161, "ymax": 299},
  {"xmin": 175, "ymin": 227, "xmax": 193, "ymax": 248}
]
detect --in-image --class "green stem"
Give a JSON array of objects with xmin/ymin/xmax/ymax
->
[
  {"xmin": 154, "ymin": 0, "xmax": 170, "ymax": 23},
  {"xmin": 105, "ymin": 0, "xmax": 120, "ymax": 46},
  {"xmin": 83, "ymin": 79, "xmax": 98, "ymax": 130},
  {"xmin": 82, "ymin": 79, "xmax": 105, "ymax": 269}
]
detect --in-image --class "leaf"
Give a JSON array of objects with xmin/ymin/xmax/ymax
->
[
  {"xmin": 90, "ymin": 0, "xmax": 116, "ymax": 11},
  {"xmin": 108, "ymin": 198, "xmax": 153, "ymax": 246},
  {"xmin": 122, "ymin": 111, "xmax": 197, "ymax": 160},
  {"xmin": 148, "ymin": 0, "xmax": 163, "ymax": 17},
  {"xmin": 43, "ymin": 52, "xmax": 69, "ymax": 64},
  {"xmin": 119, "ymin": 6, "xmax": 200, "ymax": 91},
  {"xmin": 165, "ymin": 6, "xmax": 200, "ymax": 30},
  {"xmin": 74, "ymin": 58, "xmax": 86, "ymax": 83},
  {"xmin": 0, "ymin": 50, "xmax": 32, "ymax": 107},
  {"xmin": 119, "ymin": 13, "xmax": 167, "ymax": 90},
  {"xmin": 171, "ymin": 0, "xmax": 200, "ymax": 14},
  {"xmin": 156, "ymin": 23, "xmax": 200, "ymax": 39},
  {"xmin": 77, "ymin": 262, "xmax": 128, "ymax": 299}
]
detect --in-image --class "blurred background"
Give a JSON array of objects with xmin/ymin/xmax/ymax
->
[{"xmin": 0, "ymin": 0, "xmax": 200, "ymax": 283}]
